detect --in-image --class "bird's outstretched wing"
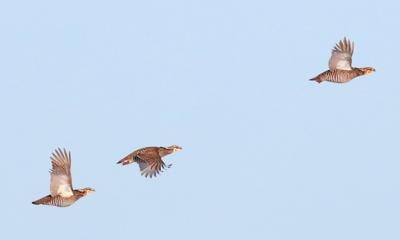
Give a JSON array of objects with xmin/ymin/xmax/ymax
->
[
  {"xmin": 328, "ymin": 37, "xmax": 354, "ymax": 71},
  {"xmin": 49, "ymin": 148, "xmax": 73, "ymax": 197},
  {"xmin": 135, "ymin": 151, "xmax": 170, "ymax": 178}
]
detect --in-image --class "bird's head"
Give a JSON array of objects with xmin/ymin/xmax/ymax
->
[
  {"xmin": 360, "ymin": 67, "xmax": 376, "ymax": 75},
  {"xmin": 166, "ymin": 145, "xmax": 183, "ymax": 152},
  {"xmin": 78, "ymin": 187, "xmax": 96, "ymax": 196}
]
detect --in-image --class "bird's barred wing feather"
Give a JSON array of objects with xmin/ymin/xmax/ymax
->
[
  {"xmin": 135, "ymin": 152, "xmax": 170, "ymax": 178},
  {"xmin": 328, "ymin": 37, "xmax": 354, "ymax": 71},
  {"xmin": 49, "ymin": 148, "xmax": 73, "ymax": 197}
]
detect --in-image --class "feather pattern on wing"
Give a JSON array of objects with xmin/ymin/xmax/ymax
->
[
  {"xmin": 328, "ymin": 37, "xmax": 354, "ymax": 71},
  {"xmin": 49, "ymin": 148, "xmax": 73, "ymax": 197},
  {"xmin": 135, "ymin": 152, "xmax": 169, "ymax": 178}
]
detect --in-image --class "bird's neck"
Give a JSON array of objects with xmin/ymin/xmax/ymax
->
[
  {"xmin": 158, "ymin": 148, "xmax": 173, "ymax": 157},
  {"xmin": 353, "ymin": 68, "xmax": 367, "ymax": 76},
  {"xmin": 73, "ymin": 189, "xmax": 86, "ymax": 197}
]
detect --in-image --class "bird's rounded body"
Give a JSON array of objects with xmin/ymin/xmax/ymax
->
[
  {"xmin": 310, "ymin": 68, "xmax": 366, "ymax": 83},
  {"xmin": 32, "ymin": 190, "xmax": 86, "ymax": 207},
  {"xmin": 117, "ymin": 146, "xmax": 161, "ymax": 166}
]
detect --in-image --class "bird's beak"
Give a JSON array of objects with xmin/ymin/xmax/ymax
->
[
  {"xmin": 364, "ymin": 68, "xmax": 376, "ymax": 75},
  {"xmin": 175, "ymin": 147, "xmax": 183, "ymax": 152},
  {"xmin": 369, "ymin": 68, "xmax": 376, "ymax": 74}
]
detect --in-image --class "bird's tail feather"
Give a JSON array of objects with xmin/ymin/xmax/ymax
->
[
  {"xmin": 117, "ymin": 155, "xmax": 133, "ymax": 165},
  {"xmin": 32, "ymin": 195, "xmax": 51, "ymax": 205},
  {"xmin": 309, "ymin": 77, "xmax": 323, "ymax": 83}
]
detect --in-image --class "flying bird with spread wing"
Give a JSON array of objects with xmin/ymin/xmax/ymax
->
[
  {"xmin": 32, "ymin": 148, "xmax": 95, "ymax": 207},
  {"xmin": 117, "ymin": 145, "xmax": 182, "ymax": 178},
  {"xmin": 310, "ymin": 37, "xmax": 375, "ymax": 83}
]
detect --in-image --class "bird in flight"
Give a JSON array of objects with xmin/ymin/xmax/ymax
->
[
  {"xmin": 32, "ymin": 148, "xmax": 95, "ymax": 207},
  {"xmin": 310, "ymin": 37, "xmax": 375, "ymax": 83},
  {"xmin": 117, "ymin": 145, "xmax": 182, "ymax": 178}
]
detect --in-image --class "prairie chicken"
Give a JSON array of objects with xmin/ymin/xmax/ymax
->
[
  {"xmin": 310, "ymin": 37, "xmax": 375, "ymax": 83},
  {"xmin": 117, "ymin": 145, "xmax": 182, "ymax": 178},
  {"xmin": 32, "ymin": 148, "xmax": 95, "ymax": 207}
]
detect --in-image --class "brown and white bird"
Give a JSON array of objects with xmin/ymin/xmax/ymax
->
[
  {"xmin": 32, "ymin": 148, "xmax": 95, "ymax": 207},
  {"xmin": 117, "ymin": 145, "xmax": 182, "ymax": 178},
  {"xmin": 310, "ymin": 37, "xmax": 375, "ymax": 83}
]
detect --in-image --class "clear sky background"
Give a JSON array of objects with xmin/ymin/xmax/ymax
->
[{"xmin": 1, "ymin": 0, "xmax": 399, "ymax": 239}]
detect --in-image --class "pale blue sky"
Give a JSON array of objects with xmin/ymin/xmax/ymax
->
[{"xmin": 1, "ymin": 0, "xmax": 400, "ymax": 239}]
